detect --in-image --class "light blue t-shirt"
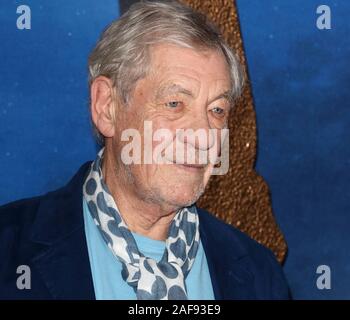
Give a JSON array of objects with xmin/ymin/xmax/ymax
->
[{"xmin": 83, "ymin": 199, "xmax": 215, "ymax": 300}]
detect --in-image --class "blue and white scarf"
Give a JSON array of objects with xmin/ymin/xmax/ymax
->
[{"xmin": 83, "ymin": 148, "xmax": 200, "ymax": 300}]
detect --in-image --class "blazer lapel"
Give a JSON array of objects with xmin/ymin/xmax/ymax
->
[
  {"xmin": 198, "ymin": 208, "xmax": 257, "ymax": 300},
  {"xmin": 29, "ymin": 162, "xmax": 95, "ymax": 299}
]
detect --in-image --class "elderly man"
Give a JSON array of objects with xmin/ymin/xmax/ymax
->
[{"xmin": 0, "ymin": 1, "xmax": 289, "ymax": 299}]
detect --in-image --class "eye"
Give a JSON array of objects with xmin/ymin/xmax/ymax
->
[
  {"xmin": 165, "ymin": 101, "xmax": 181, "ymax": 108},
  {"xmin": 211, "ymin": 107, "xmax": 225, "ymax": 115}
]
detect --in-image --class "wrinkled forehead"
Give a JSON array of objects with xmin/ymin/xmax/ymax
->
[
  {"xmin": 149, "ymin": 43, "xmax": 229, "ymax": 71},
  {"xmin": 146, "ymin": 43, "xmax": 231, "ymax": 90}
]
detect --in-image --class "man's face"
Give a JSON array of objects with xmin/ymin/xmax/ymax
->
[{"xmin": 112, "ymin": 43, "xmax": 231, "ymax": 210}]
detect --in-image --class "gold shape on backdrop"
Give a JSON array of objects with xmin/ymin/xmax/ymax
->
[{"xmin": 180, "ymin": 0, "xmax": 287, "ymax": 262}]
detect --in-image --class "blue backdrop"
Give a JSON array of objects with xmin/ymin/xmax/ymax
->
[{"xmin": 0, "ymin": 1, "xmax": 349, "ymax": 299}]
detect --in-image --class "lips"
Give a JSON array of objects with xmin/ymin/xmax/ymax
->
[
  {"xmin": 179, "ymin": 163, "xmax": 206, "ymax": 168},
  {"xmin": 173, "ymin": 162, "xmax": 207, "ymax": 172}
]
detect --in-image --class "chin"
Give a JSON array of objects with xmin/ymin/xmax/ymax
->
[{"xmin": 162, "ymin": 184, "xmax": 205, "ymax": 208}]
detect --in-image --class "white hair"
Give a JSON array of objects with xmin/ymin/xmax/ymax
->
[{"xmin": 88, "ymin": 0, "xmax": 244, "ymax": 145}]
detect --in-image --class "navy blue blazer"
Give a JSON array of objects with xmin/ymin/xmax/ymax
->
[{"xmin": 0, "ymin": 162, "xmax": 289, "ymax": 299}]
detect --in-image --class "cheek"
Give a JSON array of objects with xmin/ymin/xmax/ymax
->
[
  {"xmin": 211, "ymin": 128, "xmax": 227, "ymax": 155},
  {"xmin": 203, "ymin": 165, "xmax": 214, "ymax": 184},
  {"xmin": 215, "ymin": 133, "xmax": 222, "ymax": 155},
  {"xmin": 149, "ymin": 119, "xmax": 177, "ymax": 156}
]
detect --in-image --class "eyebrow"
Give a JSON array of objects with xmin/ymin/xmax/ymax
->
[
  {"xmin": 156, "ymin": 83, "xmax": 195, "ymax": 100},
  {"xmin": 208, "ymin": 90, "xmax": 233, "ymax": 106},
  {"xmin": 156, "ymin": 83, "xmax": 233, "ymax": 105}
]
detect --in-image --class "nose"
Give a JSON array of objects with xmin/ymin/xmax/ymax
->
[{"xmin": 177, "ymin": 111, "xmax": 215, "ymax": 151}]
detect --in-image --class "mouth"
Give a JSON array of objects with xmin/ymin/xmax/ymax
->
[{"xmin": 173, "ymin": 163, "xmax": 207, "ymax": 172}]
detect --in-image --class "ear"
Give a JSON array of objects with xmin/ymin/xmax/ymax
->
[{"xmin": 90, "ymin": 76, "xmax": 117, "ymax": 139}]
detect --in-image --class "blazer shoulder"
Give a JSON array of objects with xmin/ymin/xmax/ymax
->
[
  {"xmin": 0, "ymin": 195, "xmax": 48, "ymax": 262},
  {"xmin": 0, "ymin": 195, "xmax": 43, "ymax": 226}
]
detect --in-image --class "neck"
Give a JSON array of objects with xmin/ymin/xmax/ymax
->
[{"xmin": 101, "ymin": 147, "xmax": 177, "ymax": 241}]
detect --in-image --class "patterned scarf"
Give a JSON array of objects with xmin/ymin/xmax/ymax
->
[{"xmin": 83, "ymin": 148, "xmax": 200, "ymax": 300}]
